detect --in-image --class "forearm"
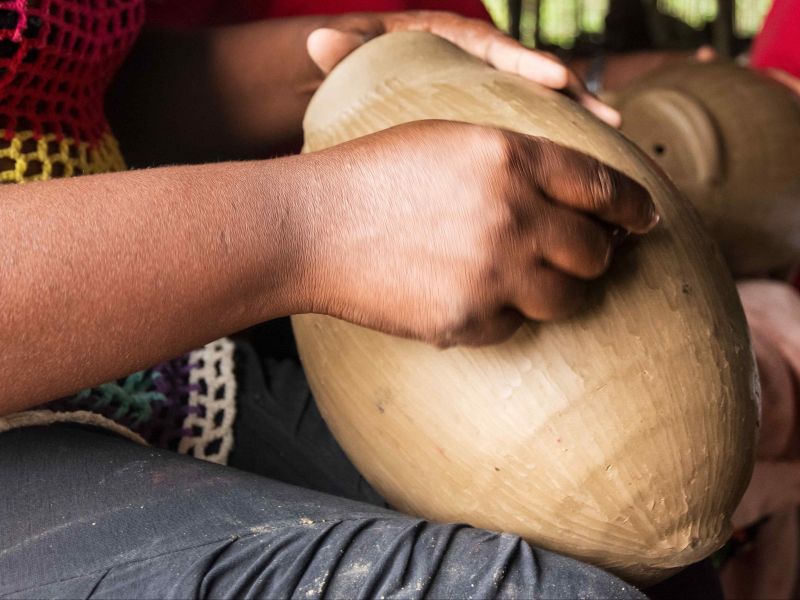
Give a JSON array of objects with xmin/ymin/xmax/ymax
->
[
  {"xmin": 108, "ymin": 17, "xmax": 329, "ymax": 166},
  {"xmin": 108, "ymin": 10, "xmax": 619, "ymax": 167},
  {"xmin": 0, "ymin": 158, "xmax": 317, "ymax": 414}
]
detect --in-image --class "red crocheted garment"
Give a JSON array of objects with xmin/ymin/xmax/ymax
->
[
  {"xmin": 145, "ymin": 0, "xmax": 491, "ymax": 29},
  {"xmin": 0, "ymin": 0, "xmax": 144, "ymax": 181},
  {"xmin": 1, "ymin": 1, "xmax": 238, "ymax": 464}
]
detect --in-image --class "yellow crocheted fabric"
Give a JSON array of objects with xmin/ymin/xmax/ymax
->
[{"xmin": 0, "ymin": 131, "xmax": 125, "ymax": 183}]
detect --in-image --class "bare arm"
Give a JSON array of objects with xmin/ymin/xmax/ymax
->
[
  {"xmin": 0, "ymin": 121, "xmax": 656, "ymax": 416},
  {"xmin": 107, "ymin": 19, "xmax": 328, "ymax": 165},
  {"xmin": 108, "ymin": 12, "xmax": 619, "ymax": 166},
  {"xmin": 0, "ymin": 157, "xmax": 318, "ymax": 414}
]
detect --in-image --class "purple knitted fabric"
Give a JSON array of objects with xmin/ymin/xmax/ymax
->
[{"xmin": 47, "ymin": 354, "xmax": 203, "ymax": 452}]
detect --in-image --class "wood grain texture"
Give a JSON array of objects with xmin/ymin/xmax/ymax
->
[
  {"xmin": 614, "ymin": 62, "xmax": 800, "ymax": 276},
  {"xmin": 293, "ymin": 32, "xmax": 758, "ymax": 585}
]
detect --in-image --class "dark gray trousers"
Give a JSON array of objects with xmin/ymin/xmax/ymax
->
[{"xmin": 0, "ymin": 322, "xmax": 721, "ymax": 598}]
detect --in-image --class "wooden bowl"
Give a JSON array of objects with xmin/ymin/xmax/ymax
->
[{"xmin": 293, "ymin": 32, "xmax": 758, "ymax": 586}]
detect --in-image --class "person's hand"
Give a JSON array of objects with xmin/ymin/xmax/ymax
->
[
  {"xmin": 305, "ymin": 11, "xmax": 621, "ymax": 127},
  {"xmin": 304, "ymin": 120, "xmax": 658, "ymax": 347}
]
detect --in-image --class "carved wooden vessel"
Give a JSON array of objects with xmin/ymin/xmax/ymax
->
[{"xmin": 293, "ymin": 32, "xmax": 758, "ymax": 586}]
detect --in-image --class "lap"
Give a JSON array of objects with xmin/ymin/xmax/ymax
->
[
  {"xmin": 0, "ymin": 320, "xmax": 724, "ymax": 598},
  {"xmin": 0, "ymin": 424, "xmax": 644, "ymax": 599}
]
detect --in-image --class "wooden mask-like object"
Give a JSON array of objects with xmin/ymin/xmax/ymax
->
[
  {"xmin": 293, "ymin": 32, "xmax": 758, "ymax": 586},
  {"xmin": 613, "ymin": 62, "xmax": 800, "ymax": 276}
]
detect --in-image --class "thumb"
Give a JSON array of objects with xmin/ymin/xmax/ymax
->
[{"xmin": 307, "ymin": 28, "xmax": 372, "ymax": 74}]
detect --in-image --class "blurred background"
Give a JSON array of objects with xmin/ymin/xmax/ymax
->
[{"xmin": 482, "ymin": 0, "xmax": 769, "ymax": 57}]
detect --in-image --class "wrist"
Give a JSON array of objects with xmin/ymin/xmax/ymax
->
[
  {"xmin": 282, "ymin": 147, "xmax": 363, "ymax": 319},
  {"xmin": 247, "ymin": 154, "xmax": 331, "ymax": 319}
]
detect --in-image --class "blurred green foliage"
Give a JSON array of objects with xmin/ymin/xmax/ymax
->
[{"xmin": 482, "ymin": 0, "xmax": 771, "ymax": 48}]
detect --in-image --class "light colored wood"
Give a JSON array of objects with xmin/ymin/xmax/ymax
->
[
  {"xmin": 614, "ymin": 62, "xmax": 800, "ymax": 276},
  {"xmin": 293, "ymin": 32, "xmax": 758, "ymax": 586}
]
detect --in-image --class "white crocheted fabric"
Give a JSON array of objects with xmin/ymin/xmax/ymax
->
[
  {"xmin": 0, "ymin": 410, "xmax": 148, "ymax": 446},
  {"xmin": 0, "ymin": 338, "xmax": 237, "ymax": 465},
  {"xmin": 178, "ymin": 337, "xmax": 237, "ymax": 464}
]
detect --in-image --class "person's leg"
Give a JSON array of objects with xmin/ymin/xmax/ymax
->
[
  {"xmin": 229, "ymin": 326, "xmax": 384, "ymax": 505},
  {"xmin": 0, "ymin": 425, "xmax": 644, "ymax": 599},
  {"xmin": 227, "ymin": 324, "xmax": 724, "ymax": 600}
]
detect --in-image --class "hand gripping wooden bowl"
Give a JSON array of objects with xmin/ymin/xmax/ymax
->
[
  {"xmin": 612, "ymin": 62, "xmax": 800, "ymax": 277},
  {"xmin": 292, "ymin": 32, "xmax": 758, "ymax": 586}
]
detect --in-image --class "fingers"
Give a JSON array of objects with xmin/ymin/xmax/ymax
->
[
  {"xmin": 443, "ymin": 210, "xmax": 607, "ymax": 346},
  {"xmin": 440, "ymin": 268, "xmax": 584, "ymax": 346},
  {"xmin": 307, "ymin": 28, "xmax": 372, "ymax": 74},
  {"xmin": 578, "ymin": 93, "xmax": 622, "ymax": 127},
  {"xmin": 448, "ymin": 308, "xmax": 525, "ymax": 347},
  {"xmin": 558, "ymin": 67, "xmax": 621, "ymax": 126},
  {"xmin": 510, "ymin": 263, "xmax": 587, "ymax": 321},
  {"xmin": 443, "ymin": 268, "xmax": 585, "ymax": 346},
  {"xmin": 382, "ymin": 11, "xmax": 621, "ymax": 126},
  {"xmin": 307, "ymin": 13, "xmax": 391, "ymax": 73},
  {"xmin": 482, "ymin": 34, "xmax": 571, "ymax": 89},
  {"xmin": 512, "ymin": 136, "xmax": 659, "ymax": 234},
  {"xmin": 529, "ymin": 205, "xmax": 613, "ymax": 280},
  {"xmin": 441, "ymin": 235, "xmax": 598, "ymax": 347},
  {"xmin": 392, "ymin": 11, "xmax": 567, "ymax": 86}
]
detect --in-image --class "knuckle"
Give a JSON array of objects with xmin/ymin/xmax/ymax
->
[
  {"xmin": 493, "ymin": 129, "xmax": 538, "ymax": 180},
  {"xmin": 473, "ymin": 199, "xmax": 523, "ymax": 261},
  {"xmin": 486, "ymin": 198, "xmax": 520, "ymax": 240},
  {"xmin": 491, "ymin": 129, "xmax": 518, "ymax": 169},
  {"xmin": 526, "ymin": 136, "xmax": 557, "ymax": 171},
  {"xmin": 537, "ymin": 297, "xmax": 568, "ymax": 321},
  {"xmin": 470, "ymin": 129, "xmax": 518, "ymax": 189}
]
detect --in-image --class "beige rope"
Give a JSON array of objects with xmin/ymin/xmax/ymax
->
[{"xmin": 0, "ymin": 409, "xmax": 148, "ymax": 446}]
